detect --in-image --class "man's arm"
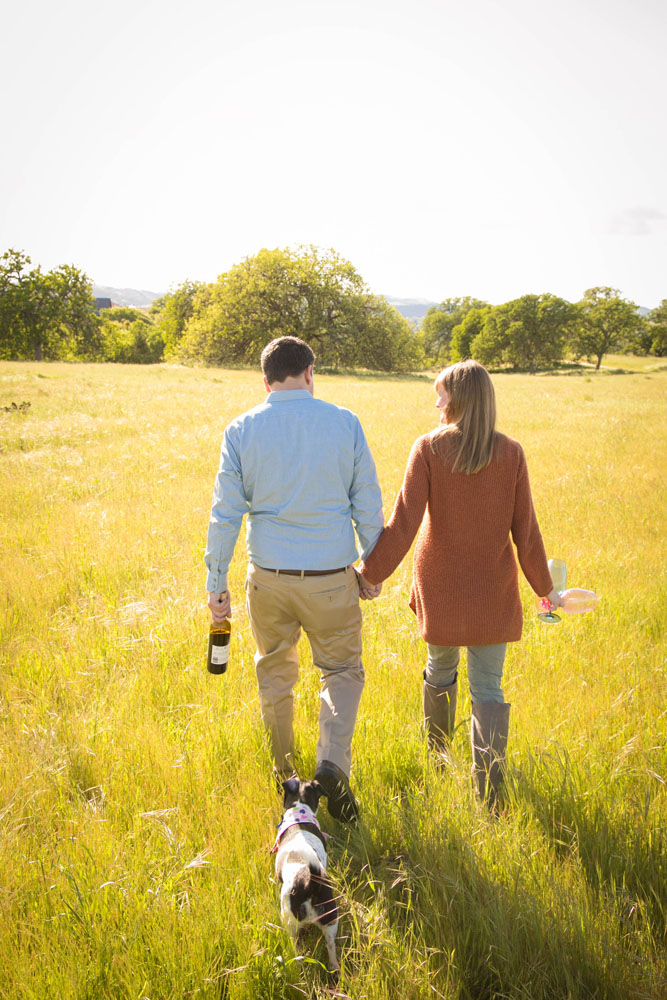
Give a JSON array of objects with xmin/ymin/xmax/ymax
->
[
  {"xmin": 349, "ymin": 418, "xmax": 384, "ymax": 561},
  {"xmin": 205, "ymin": 427, "xmax": 249, "ymax": 601}
]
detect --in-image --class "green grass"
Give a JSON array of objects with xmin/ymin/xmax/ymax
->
[{"xmin": 1, "ymin": 361, "xmax": 665, "ymax": 999}]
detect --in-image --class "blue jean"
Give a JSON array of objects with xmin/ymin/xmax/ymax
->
[{"xmin": 425, "ymin": 643, "xmax": 507, "ymax": 704}]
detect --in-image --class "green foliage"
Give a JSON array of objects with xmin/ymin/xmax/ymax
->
[
  {"xmin": 4, "ymin": 246, "xmax": 663, "ymax": 376},
  {"xmin": 0, "ymin": 249, "xmax": 100, "ymax": 361},
  {"xmin": 421, "ymin": 297, "xmax": 488, "ymax": 365},
  {"xmin": 572, "ymin": 287, "xmax": 642, "ymax": 370},
  {"xmin": 150, "ymin": 280, "xmax": 203, "ymax": 358},
  {"xmin": 450, "ymin": 307, "xmax": 490, "ymax": 362},
  {"xmin": 356, "ymin": 294, "xmax": 424, "ymax": 372},
  {"xmin": 176, "ymin": 246, "xmax": 421, "ymax": 372},
  {"xmin": 100, "ymin": 309, "xmax": 164, "ymax": 364},
  {"xmin": 0, "ymin": 250, "xmax": 29, "ymax": 359},
  {"xmin": 100, "ymin": 306, "xmax": 148, "ymax": 324},
  {"xmin": 470, "ymin": 294, "xmax": 577, "ymax": 373},
  {"xmin": 645, "ymin": 299, "xmax": 667, "ymax": 357}
]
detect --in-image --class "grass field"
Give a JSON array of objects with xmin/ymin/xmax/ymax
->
[{"xmin": 1, "ymin": 360, "xmax": 665, "ymax": 1000}]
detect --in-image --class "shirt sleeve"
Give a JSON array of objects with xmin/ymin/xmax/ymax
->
[
  {"xmin": 510, "ymin": 445, "xmax": 553, "ymax": 597},
  {"xmin": 349, "ymin": 418, "xmax": 384, "ymax": 561},
  {"xmin": 204, "ymin": 426, "xmax": 250, "ymax": 593},
  {"xmin": 359, "ymin": 437, "xmax": 430, "ymax": 584}
]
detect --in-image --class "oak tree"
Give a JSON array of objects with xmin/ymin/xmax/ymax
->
[
  {"xmin": 0, "ymin": 250, "xmax": 99, "ymax": 360},
  {"xmin": 421, "ymin": 297, "xmax": 488, "ymax": 365},
  {"xmin": 471, "ymin": 294, "xmax": 577, "ymax": 373},
  {"xmin": 176, "ymin": 246, "xmax": 419, "ymax": 371},
  {"xmin": 573, "ymin": 287, "xmax": 642, "ymax": 369}
]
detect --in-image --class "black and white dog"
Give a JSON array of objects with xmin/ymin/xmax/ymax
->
[{"xmin": 271, "ymin": 778, "xmax": 339, "ymax": 974}]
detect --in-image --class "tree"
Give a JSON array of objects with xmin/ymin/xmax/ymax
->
[
  {"xmin": 644, "ymin": 300, "xmax": 667, "ymax": 357},
  {"xmin": 471, "ymin": 294, "xmax": 577, "ymax": 373},
  {"xmin": 54, "ymin": 263, "xmax": 103, "ymax": 360},
  {"xmin": 150, "ymin": 280, "xmax": 203, "ymax": 358},
  {"xmin": 176, "ymin": 246, "xmax": 419, "ymax": 372},
  {"xmin": 357, "ymin": 295, "xmax": 423, "ymax": 372},
  {"xmin": 0, "ymin": 250, "xmax": 30, "ymax": 359},
  {"xmin": 573, "ymin": 287, "xmax": 642, "ymax": 370},
  {"xmin": 100, "ymin": 307, "xmax": 164, "ymax": 363},
  {"xmin": 450, "ymin": 307, "xmax": 490, "ymax": 361},
  {"xmin": 421, "ymin": 297, "xmax": 488, "ymax": 365},
  {"xmin": 0, "ymin": 249, "xmax": 99, "ymax": 360}
]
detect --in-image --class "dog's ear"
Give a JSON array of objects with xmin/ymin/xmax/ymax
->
[
  {"xmin": 282, "ymin": 777, "xmax": 300, "ymax": 805},
  {"xmin": 310, "ymin": 780, "xmax": 326, "ymax": 803}
]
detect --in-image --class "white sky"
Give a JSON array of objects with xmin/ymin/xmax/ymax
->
[{"xmin": 1, "ymin": 0, "xmax": 666, "ymax": 307}]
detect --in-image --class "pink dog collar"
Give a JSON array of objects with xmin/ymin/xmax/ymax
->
[{"xmin": 270, "ymin": 804, "xmax": 329, "ymax": 854}]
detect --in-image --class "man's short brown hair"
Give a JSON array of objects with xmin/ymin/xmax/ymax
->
[{"xmin": 261, "ymin": 337, "xmax": 315, "ymax": 385}]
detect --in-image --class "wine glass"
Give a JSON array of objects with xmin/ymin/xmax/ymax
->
[{"xmin": 537, "ymin": 558, "xmax": 567, "ymax": 624}]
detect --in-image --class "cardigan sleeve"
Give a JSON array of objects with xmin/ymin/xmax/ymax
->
[
  {"xmin": 359, "ymin": 437, "xmax": 430, "ymax": 585},
  {"xmin": 510, "ymin": 446, "xmax": 553, "ymax": 597}
]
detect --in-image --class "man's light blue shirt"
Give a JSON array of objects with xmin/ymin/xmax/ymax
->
[{"xmin": 205, "ymin": 389, "xmax": 384, "ymax": 592}]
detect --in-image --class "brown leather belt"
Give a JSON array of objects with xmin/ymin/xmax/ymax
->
[{"xmin": 256, "ymin": 565, "xmax": 347, "ymax": 577}]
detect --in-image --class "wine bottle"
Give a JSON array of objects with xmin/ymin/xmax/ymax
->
[{"xmin": 207, "ymin": 618, "xmax": 231, "ymax": 674}]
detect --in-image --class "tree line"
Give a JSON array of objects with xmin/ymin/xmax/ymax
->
[
  {"xmin": 421, "ymin": 291, "xmax": 666, "ymax": 372},
  {"xmin": 1, "ymin": 246, "xmax": 666, "ymax": 372}
]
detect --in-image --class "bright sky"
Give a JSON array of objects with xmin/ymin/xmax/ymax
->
[{"xmin": 2, "ymin": 0, "xmax": 665, "ymax": 308}]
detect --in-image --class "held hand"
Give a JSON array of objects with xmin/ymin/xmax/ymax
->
[
  {"xmin": 359, "ymin": 575, "xmax": 382, "ymax": 600},
  {"xmin": 545, "ymin": 587, "xmax": 563, "ymax": 610},
  {"xmin": 208, "ymin": 590, "xmax": 232, "ymax": 622}
]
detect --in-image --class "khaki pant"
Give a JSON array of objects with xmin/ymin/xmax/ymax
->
[{"xmin": 245, "ymin": 563, "xmax": 364, "ymax": 776}]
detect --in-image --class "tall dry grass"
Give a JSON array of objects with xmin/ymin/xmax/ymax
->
[{"xmin": 1, "ymin": 360, "xmax": 665, "ymax": 999}]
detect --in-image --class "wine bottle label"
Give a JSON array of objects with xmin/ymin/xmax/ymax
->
[{"xmin": 210, "ymin": 645, "xmax": 230, "ymax": 666}]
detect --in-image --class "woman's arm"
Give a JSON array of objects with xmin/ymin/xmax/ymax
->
[
  {"xmin": 510, "ymin": 446, "xmax": 554, "ymax": 597},
  {"xmin": 359, "ymin": 438, "xmax": 430, "ymax": 585}
]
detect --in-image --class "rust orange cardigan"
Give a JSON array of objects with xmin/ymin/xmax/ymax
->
[{"xmin": 359, "ymin": 431, "xmax": 553, "ymax": 646}]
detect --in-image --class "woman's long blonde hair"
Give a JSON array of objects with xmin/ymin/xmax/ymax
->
[{"xmin": 431, "ymin": 360, "xmax": 497, "ymax": 474}]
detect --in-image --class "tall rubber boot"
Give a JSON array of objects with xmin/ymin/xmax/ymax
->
[
  {"xmin": 423, "ymin": 675, "xmax": 457, "ymax": 759},
  {"xmin": 470, "ymin": 701, "xmax": 511, "ymax": 812}
]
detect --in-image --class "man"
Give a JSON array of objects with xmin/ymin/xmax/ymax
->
[{"xmin": 205, "ymin": 336, "xmax": 383, "ymax": 821}]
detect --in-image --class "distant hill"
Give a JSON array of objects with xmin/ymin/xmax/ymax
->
[
  {"xmin": 91, "ymin": 287, "xmax": 653, "ymax": 321},
  {"xmin": 92, "ymin": 285, "xmax": 438, "ymax": 320},
  {"xmin": 385, "ymin": 297, "xmax": 438, "ymax": 322},
  {"xmin": 92, "ymin": 285, "xmax": 163, "ymax": 308},
  {"xmin": 387, "ymin": 297, "xmax": 653, "ymax": 323}
]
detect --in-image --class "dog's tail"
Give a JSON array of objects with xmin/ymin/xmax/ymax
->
[
  {"xmin": 289, "ymin": 863, "xmax": 338, "ymax": 925},
  {"xmin": 289, "ymin": 863, "xmax": 319, "ymax": 922}
]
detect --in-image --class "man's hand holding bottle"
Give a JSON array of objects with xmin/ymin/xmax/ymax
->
[{"xmin": 208, "ymin": 590, "xmax": 232, "ymax": 622}]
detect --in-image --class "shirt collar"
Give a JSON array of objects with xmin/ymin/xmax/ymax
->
[{"xmin": 266, "ymin": 389, "xmax": 313, "ymax": 403}]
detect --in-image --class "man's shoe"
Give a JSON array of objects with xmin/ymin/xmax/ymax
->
[{"xmin": 315, "ymin": 760, "xmax": 359, "ymax": 823}]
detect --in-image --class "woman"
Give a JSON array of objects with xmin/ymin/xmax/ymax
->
[{"xmin": 359, "ymin": 360, "xmax": 561, "ymax": 810}]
